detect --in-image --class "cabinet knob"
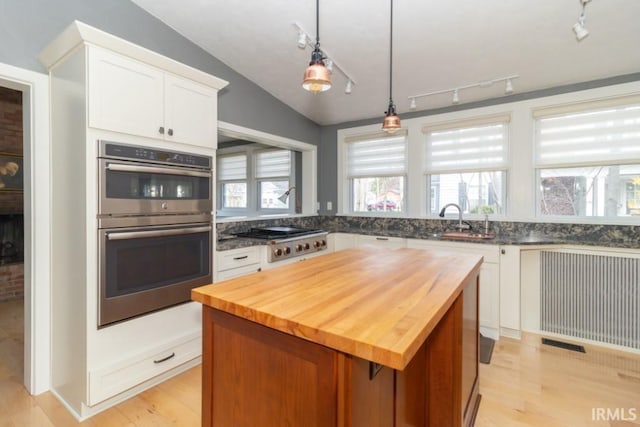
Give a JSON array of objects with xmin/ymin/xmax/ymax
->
[
  {"xmin": 501, "ymin": 249, "xmax": 506, "ymax": 255},
  {"xmin": 168, "ymin": 128, "xmax": 174, "ymax": 136},
  {"xmin": 158, "ymin": 126, "xmax": 165, "ymax": 134}
]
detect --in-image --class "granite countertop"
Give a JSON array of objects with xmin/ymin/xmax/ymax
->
[{"xmin": 193, "ymin": 246, "xmax": 483, "ymax": 370}]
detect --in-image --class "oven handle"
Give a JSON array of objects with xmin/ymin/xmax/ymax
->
[
  {"xmin": 106, "ymin": 163, "xmax": 211, "ymax": 178},
  {"xmin": 107, "ymin": 225, "xmax": 212, "ymax": 241}
]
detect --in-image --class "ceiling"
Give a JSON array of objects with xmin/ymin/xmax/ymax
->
[{"xmin": 131, "ymin": 0, "xmax": 640, "ymax": 126}]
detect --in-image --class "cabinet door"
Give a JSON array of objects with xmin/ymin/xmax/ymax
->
[
  {"xmin": 164, "ymin": 74, "xmax": 217, "ymax": 147},
  {"xmin": 88, "ymin": 48, "xmax": 164, "ymax": 138},
  {"xmin": 499, "ymin": 246, "xmax": 521, "ymax": 334},
  {"xmin": 479, "ymin": 262, "xmax": 499, "ymax": 338}
]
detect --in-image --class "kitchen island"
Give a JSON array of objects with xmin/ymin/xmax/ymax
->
[{"xmin": 191, "ymin": 246, "xmax": 483, "ymax": 427}]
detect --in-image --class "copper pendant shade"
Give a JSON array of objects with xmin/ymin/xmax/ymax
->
[
  {"xmin": 382, "ymin": 0, "xmax": 401, "ymax": 132},
  {"xmin": 302, "ymin": 0, "xmax": 331, "ymax": 93}
]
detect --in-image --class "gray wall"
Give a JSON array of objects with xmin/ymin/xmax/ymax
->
[
  {"xmin": 316, "ymin": 73, "xmax": 640, "ymax": 215},
  {"xmin": 0, "ymin": 0, "xmax": 320, "ymax": 145}
]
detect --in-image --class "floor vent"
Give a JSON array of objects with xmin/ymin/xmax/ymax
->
[
  {"xmin": 540, "ymin": 251, "xmax": 640, "ymax": 350},
  {"xmin": 541, "ymin": 337, "xmax": 586, "ymax": 353}
]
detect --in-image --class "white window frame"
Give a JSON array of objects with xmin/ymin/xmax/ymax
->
[
  {"xmin": 255, "ymin": 148, "xmax": 294, "ymax": 214},
  {"xmin": 217, "ymin": 121, "xmax": 317, "ymax": 220},
  {"xmin": 339, "ymin": 129, "xmax": 408, "ymax": 216},
  {"xmin": 423, "ymin": 114, "xmax": 511, "ymax": 218},
  {"xmin": 217, "ymin": 153, "xmax": 248, "ymax": 215}
]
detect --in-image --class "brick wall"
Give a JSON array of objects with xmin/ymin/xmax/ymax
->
[
  {"xmin": 0, "ymin": 263, "xmax": 23, "ymax": 301},
  {"xmin": 0, "ymin": 86, "xmax": 24, "ymax": 300}
]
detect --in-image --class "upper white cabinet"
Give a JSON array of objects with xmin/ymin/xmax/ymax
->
[{"xmin": 88, "ymin": 48, "xmax": 218, "ymax": 147}]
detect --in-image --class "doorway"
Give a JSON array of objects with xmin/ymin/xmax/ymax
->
[
  {"xmin": 0, "ymin": 63, "xmax": 50, "ymax": 395},
  {"xmin": 0, "ymin": 86, "xmax": 25, "ymax": 393}
]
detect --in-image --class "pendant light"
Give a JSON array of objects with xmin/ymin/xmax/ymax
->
[
  {"xmin": 302, "ymin": 0, "xmax": 331, "ymax": 93},
  {"xmin": 382, "ymin": 0, "xmax": 401, "ymax": 133}
]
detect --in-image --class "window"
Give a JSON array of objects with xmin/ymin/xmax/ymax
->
[
  {"xmin": 218, "ymin": 154, "xmax": 247, "ymax": 209},
  {"xmin": 534, "ymin": 96, "xmax": 640, "ymax": 218},
  {"xmin": 255, "ymin": 149, "xmax": 292, "ymax": 211},
  {"xmin": 345, "ymin": 132, "xmax": 407, "ymax": 213},
  {"xmin": 216, "ymin": 146, "xmax": 296, "ymax": 216},
  {"xmin": 424, "ymin": 115, "xmax": 509, "ymax": 216}
]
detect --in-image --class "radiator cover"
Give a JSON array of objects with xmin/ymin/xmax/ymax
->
[{"xmin": 540, "ymin": 251, "xmax": 640, "ymax": 350}]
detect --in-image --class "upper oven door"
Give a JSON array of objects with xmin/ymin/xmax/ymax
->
[{"xmin": 98, "ymin": 158, "xmax": 212, "ymax": 216}]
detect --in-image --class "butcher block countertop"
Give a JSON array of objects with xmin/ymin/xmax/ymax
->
[{"xmin": 191, "ymin": 246, "xmax": 483, "ymax": 370}]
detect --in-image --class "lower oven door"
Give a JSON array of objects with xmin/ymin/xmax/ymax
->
[{"xmin": 98, "ymin": 223, "xmax": 212, "ymax": 328}]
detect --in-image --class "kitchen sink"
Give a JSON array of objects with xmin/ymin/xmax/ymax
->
[{"xmin": 439, "ymin": 231, "xmax": 496, "ymax": 240}]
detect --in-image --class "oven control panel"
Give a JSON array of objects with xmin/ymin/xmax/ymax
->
[{"xmin": 267, "ymin": 233, "xmax": 328, "ymax": 263}]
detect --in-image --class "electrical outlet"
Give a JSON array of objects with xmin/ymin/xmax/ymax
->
[{"xmin": 327, "ymin": 201, "xmax": 333, "ymax": 211}]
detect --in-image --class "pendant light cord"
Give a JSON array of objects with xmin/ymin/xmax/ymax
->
[
  {"xmin": 389, "ymin": 0, "xmax": 394, "ymax": 104},
  {"xmin": 315, "ymin": 0, "xmax": 320, "ymax": 48}
]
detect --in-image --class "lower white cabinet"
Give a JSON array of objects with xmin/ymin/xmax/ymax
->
[
  {"xmin": 407, "ymin": 239, "xmax": 501, "ymax": 340},
  {"xmin": 216, "ymin": 246, "xmax": 261, "ymax": 281},
  {"xmin": 88, "ymin": 332, "xmax": 200, "ymax": 406}
]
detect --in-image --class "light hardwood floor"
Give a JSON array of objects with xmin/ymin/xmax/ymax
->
[{"xmin": 1, "ymin": 300, "xmax": 639, "ymax": 426}]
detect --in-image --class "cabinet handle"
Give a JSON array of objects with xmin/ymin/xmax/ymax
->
[
  {"xmin": 376, "ymin": 237, "xmax": 389, "ymax": 241},
  {"xmin": 153, "ymin": 352, "xmax": 175, "ymax": 364},
  {"xmin": 501, "ymin": 249, "xmax": 506, "ymax": 255},
  {"xmin": 233, "ymin": 255, "xmax": 249, "ymax": 260},
  {"xmin": 158, "ymin": 126, "xmax": 165, "ymax": 134},
  {"xmin": 168, "ymin": 128, "xmax": 174, "ymax": 136}
]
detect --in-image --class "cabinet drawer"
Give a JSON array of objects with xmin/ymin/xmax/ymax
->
[
  {"xmin": 88, "ymin": 333, "xmax": 200, "ymax": 406},
  {"xmin": 217, "ymin": 264, "xmax": 261, "ymax": 281},
  {"xmin": 357, "ymin": 235, "xmax": 406, "ymax": 249},
  {"xmin": 217, "ymin": 247, "xmax": 260, "ymax": 271}
]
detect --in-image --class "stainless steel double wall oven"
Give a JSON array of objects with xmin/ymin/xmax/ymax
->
[{"xmin": 97, "ymin": 140, "xmax": 213, "ymax": 327}]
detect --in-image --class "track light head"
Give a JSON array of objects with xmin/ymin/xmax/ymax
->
[
  {"xmin": 297, "ymin": 31, "xmax": 307, "ymax": 49},
  {"xmin": 573, "ymin": 17, "xmax": 589, "ymax": 41},
  {"xmin": 344, "ymin": 80, "xmax": 353, "ymax": 94},
  {"xmin": 505, "ymin": 79, "xmax": 514, "ymax": 94},
  {"xmin": 452, "ymin": 89, "xmax": 460, "ymax": 104},
  {"xmin": 409, "ymin": 97, "xmax": 416, "ymax": 110}
]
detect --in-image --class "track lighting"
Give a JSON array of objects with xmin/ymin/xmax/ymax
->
[
  {"xmin": 345, "ymin": 80, "xmax": 352, "ymax": 94},
  {"xmin": 573, "ymin": 0, "xmax": 591, "ymax": 41},
  {"xmin": 382, "ymin": 0, "xmax": 401, "ymax": 134},
  {"xmin": 408, "ymin": 74, "xmax": 519, "ymax": 109},
  {"xmin": 297, "ymin": 31, "xmax": 307, "ymax": 49},
  {"xmin": 302, "ymin": 0, "xmax": 331, "ymax": 93},
  {"xmin": 294, "ymin": 22, "xmax": 356, "ymax": 94},
  {"xmin": 505, "ymin": 79, "xmax": 514, "ymax": 94}
]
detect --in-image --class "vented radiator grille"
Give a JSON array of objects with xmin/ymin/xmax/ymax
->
[{"xmin": 540, "ymin": 251, "xmax": 640, "ymax": 350}]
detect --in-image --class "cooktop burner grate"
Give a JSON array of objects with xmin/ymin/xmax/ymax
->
[{"xmin": 234, "ymin": 226, "xmax": 324, "ymax": 240}]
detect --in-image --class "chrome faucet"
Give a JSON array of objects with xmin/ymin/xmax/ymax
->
[{"xmin": 438, "ymin": 203, "xmax": 470, "ymax": 231}]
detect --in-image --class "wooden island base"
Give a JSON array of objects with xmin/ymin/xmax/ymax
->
[{"xmin": 201, "ymin": 274, "xmax": 480, "ymax": 427}]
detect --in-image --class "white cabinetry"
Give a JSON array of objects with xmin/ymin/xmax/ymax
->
[
  {"xmin": 356, "ymin": 234, "xmax": 406, "ymax": 249},
  {"xmin": 216, "ymin": 246, "xmax": 261, "ymax": 281},
  {"xmin": 499, "ymin": 246, "xmax": 521, "ymax": 338},
  {"xmin": 407, "ymin": 239, "xmax": 501, "ymax": 340},
  {"xmin": 329, "ymin": 233, "xmax": 358, "ymax": 252},
  {"xmin": 88, "ymin": 48, "xmax": 218, "ymax": 148},
  {"xmin": 39, "ymin": 21, "xmax": 227, "ymax": 419}
]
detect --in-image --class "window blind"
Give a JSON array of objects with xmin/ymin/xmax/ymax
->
[
  {"xmin": 346, "ymin": 134, "xmax": 407, "ymax": 178},
  {"xmin": 535, "ymin": 102, "xmax": 640, "ymax": 167},
  {"xmin": 424, "ymin": 119, "xmax": 509, "ymax": 173},
  {"xmin": 218, "ymin": 154, "xmax": 246, "ymax": 181},
  {"xmin": 255, "ymin": 150, "xmax": 291, "ymax": 178}
]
